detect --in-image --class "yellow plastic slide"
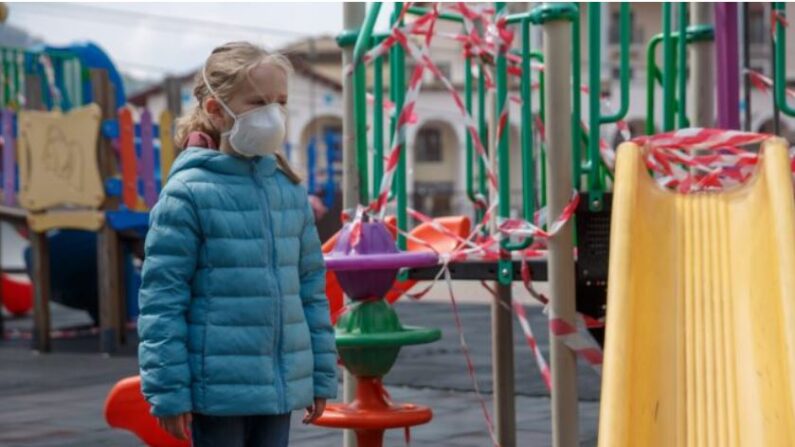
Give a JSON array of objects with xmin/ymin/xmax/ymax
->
[{"xmin": 599, "ymin": 138, "xmax": 795, "ymax": 447}]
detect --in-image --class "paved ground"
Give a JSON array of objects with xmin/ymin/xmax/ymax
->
[{"xmin": 0, "ymin": 284, "xmax": 601, "ymax": 446}]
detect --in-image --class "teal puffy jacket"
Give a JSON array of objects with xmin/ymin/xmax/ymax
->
[{"xmin": 138, "ymin": 147, "xmax": 338, "ymax": 417}]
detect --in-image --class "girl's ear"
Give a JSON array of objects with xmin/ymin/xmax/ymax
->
[
  {"xmin": 204, "ymin": 97, "xmax": 223, "ymax": 120},
  {"xmin": 204, "ymin": 97, "xmax": 227, "ymax": 130}
]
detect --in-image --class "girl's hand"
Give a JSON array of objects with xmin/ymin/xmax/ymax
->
[
  {"xmin": 157, "ymin": 413, "xmax": 192, "ymax": 440},
  {"xmin": 302, "ymin": 398, "xmax": 327, "ymax": 424}
]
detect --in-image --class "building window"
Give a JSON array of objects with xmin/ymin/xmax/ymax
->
[
  {"xmin": 413, "ymin": 181, "xmax": 454, "ymax": 216},
  {"xmin": 405, "ymin": 62, "xmax": 419, "ymax": 81},
  {"xmin": 416, "ymin": 127, "xmax": 443, "ymax": 163},
  {"xmin": 609, "ymin": 10, "xmax": 642, "ymax": 44},
  {"xmin": 407, "ymin": 61, "xmax": 451, "ymax": 83},
  {"xmin": 434, "ymin": 62, "xmax": 452, "ymax": 81},
  {"xmin": 612, "ymin": 66, "xmax": 634, "ymax": 80},
  {"xmin": 749, "ymin": 9, "xmax": 766, "ymax": 44}
]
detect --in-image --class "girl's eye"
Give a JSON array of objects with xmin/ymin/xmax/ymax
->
[{"xmin": 278, "ymin": 100, "xmax": 288, "ymax": 106}]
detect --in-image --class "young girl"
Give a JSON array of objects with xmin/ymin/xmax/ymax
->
[{"xmin": 138, "ymin": 41, "xmax": 338, "ymax": 446}]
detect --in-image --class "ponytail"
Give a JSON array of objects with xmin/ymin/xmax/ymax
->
[
  {"xmin": 174, "ymin": 99, "xmax": 220, "ymax": 150},
  {"xmin": 275, "ymin": 151, "xmax": 302, "ymax": 184}
]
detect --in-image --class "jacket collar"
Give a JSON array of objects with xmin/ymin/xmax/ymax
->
[{"xmin": 171, "ymin": 147, "xmax": 278, "ymax": 178}]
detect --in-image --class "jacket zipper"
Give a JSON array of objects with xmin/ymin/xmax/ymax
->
[{"xmin": 251, "ymin": 162, "xmax": 287, "ymax": 413}]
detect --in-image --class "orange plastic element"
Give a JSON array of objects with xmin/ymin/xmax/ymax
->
[
  {"xmin": 385, "ymin": 215, "xmax": 471, "ymax": 303},
  {"xmin": 314, "ymin": 377, "xmax": 433, "ymax": 447},
  {"xmin": 1, "ymin": 273, "xmax": 32, "ymax": 316},
  {"xmin": 324, "ymin": 216, "xmax": 471, "ymax": 322},
  {"xmin": 104, "ymin": 376, "xmax": 189, "ymax": 447}
]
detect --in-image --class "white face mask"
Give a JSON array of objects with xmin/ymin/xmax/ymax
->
[{"xmin": 203, "ymin": 67, "xmax": 286, "ymax": 158}]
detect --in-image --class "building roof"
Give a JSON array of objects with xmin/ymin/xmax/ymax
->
[
  {"xmin": 127, "ymin": 47, "xmax": 342, "ymax": 107},
  {"xmin": 281, "ymin": 35, "xmax": 340, "ymax": 56}
]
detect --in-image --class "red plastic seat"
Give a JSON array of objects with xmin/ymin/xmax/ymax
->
[
  {"xmin": 2, "ymin": 273, "xmax": 33, "ymax": 316},
  {"xmin": 104, "ymin": 376, "xmax": 189, "ymax": 447}
]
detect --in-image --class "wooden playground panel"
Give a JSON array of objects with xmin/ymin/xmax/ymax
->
[{"xmin": 0, "ymin": 47, "xmax": 179, "ymax": 353}]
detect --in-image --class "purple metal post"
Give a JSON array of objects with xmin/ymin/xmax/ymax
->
[
  {"xmin": 139, "ymin": 109, "xmax": 158, "ymax": 208},
  {"xmin": 715, "ymin": 3, "xmax": 740, "ymax": 130},
  {"xmin": 2, "ymin": 109, "xmax": 15, "ymax": 206}
]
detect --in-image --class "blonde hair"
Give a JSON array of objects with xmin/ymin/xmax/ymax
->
[{"xmin": 175, "ymin": 41, "xmax": 302, "ymax": 184}]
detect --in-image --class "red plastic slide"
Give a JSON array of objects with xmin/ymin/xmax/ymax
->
[
  {"xmin": 105, "ymin": 376, "xmax": 189, "ymax": 447},
  {"xmin": 324, "ymin": 216, "xmax": 471, "ymax": 323},
  {"xmin": 1, "ymin": 273, "xmax": 33, "ymax": 316}
]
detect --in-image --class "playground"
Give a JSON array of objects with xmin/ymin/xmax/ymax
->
[{"xmin": 2, "ymin": 2, "xmax": 795, "ymax": 447}]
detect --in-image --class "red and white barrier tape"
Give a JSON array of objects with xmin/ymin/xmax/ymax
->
[
  {"xmin": 441, "ymin": 262, "xmax": 500, "ymax": 447},
  {"xmin": 3, "ymin": 321, "xmax": 138, "ymax": 341},
  {"xmin": 745, "ymin": 69, "xmax": 795, "ymax": 100},
  {"xmin": 512, "ymin": 299, "xmax": 552, "ymax": 389},
  {"xmin": 498, "ymin": 190, "xmax": 579, "ymax": 241},
  {"xmin": 630, "ymin": 128, "xmax": 771, "ymax": 193},
  {"xmin": 517, "ymin": 254, "xmax": 604, "ymax": 380},
  {"xmin": 771, "ymin": 8, "xmax": 789, "ymax": 41},
  {"xmin": 371, "ymin": 18, "xmax": 439, "ymax": 216}
]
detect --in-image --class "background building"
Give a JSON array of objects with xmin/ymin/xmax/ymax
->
[{"xmin": 127, "ymin": 2, "xmax": 795, "ymax": 221}]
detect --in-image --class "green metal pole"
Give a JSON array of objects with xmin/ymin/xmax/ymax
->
[
  {"xmin": 646, "ymin": 35, "xmax": 671, "ymax": 134},
  {"xmin": 465, "ymin": 53, "xmax": 486, "ymax": 228},
  {"xmin": 351, "ymin": 2, "xmax": 381, "ymax": 203},
  {"xmin": 406, "ymin": 5, "xmax": 464, "ymax": 23},
  {"xmin": 389, "ymin": 31, "xmax": 398, "ymax": 203},
  {"xmin": 646, "ymin": 36, "xmax": 659, "ymax": 134},
  {"xmin": 587, "ymin": 3, "xmax": 603, "ymax": 210},
  {"xmin": 677, "ymin": 2, "xmax": 688, "ymax": 127},
  {"xmin": 531, "ymin": 51, "xmax": 547, "ymax": 208},
  {"xmin": 373, "ymin": 54, "xmax": 384, "ymax": 191},
  {"xmin": 478, "ymin": 62, "xmax": 488, "ymax": 226},
  {"xmin": 495, "ymin": 2, "xmax": 515, "ymax": 274},
  {"xmin": 520, "ymin": 19, "xmax": 535, "ymax": 226},
  {"xmin": 594, "ymin": 3, "xmax": 630, "ymax": 191},
  {"xmin": 662, "ymin": 2, "xmax": 675, "ymax": 131},
  {"xmin": 773, "ymin": 3, "xmax": 795, "ymax": 117},
  {"xmin": 465, "ymin": 54, "xmax": 475, "ymax": 206},
  {"xmin": 571, "ymin": 4, "xmax": 582, "ymax": 190},
  {"xmin": 503, "ymin": 19, "xmax": 535, "ymax": 252},
  {"xmin": 391, "ymin": 3, "xmax": 407, "ymax": 250},
  {"xmin": 353, "ymin": 65, "xmax": 369, "ymax": 203},
  {"xmin": 601, "ymin": 3, "xmax": 630, "ymax": 124},
  {"xmin": 647, "ymin": 25, "xmax": 714, "ymax": 133}
]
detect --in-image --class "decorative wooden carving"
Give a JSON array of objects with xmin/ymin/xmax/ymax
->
[{"xmin": 17, "ymin": 104, "xmax": 105, "ymax": 212}]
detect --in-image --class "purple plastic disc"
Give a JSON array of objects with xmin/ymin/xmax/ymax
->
[{"xmin": 327, "ymin": 221, "xmax": 438, "ymax": 300}]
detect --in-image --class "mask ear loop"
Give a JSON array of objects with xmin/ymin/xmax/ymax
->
[{"xmin": 202, "ymin": 65, "xmax": 237, "ymax": 120}]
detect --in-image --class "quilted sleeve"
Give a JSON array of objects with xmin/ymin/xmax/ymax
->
[
  {"xmin": 298, "ymin": 198, "xmax": 339, "ymax": 399},
  {"xmin": 137, "ymin": 178, "xmax": 200, "ymax": 417}
]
